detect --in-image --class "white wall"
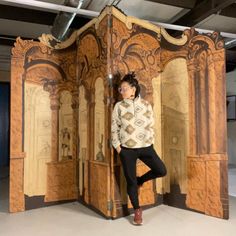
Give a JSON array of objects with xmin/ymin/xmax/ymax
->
[{"xmin": 227, "ymin": 70, "xmax": 236, "ymax": 166}]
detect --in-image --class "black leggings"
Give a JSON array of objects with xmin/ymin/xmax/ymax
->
[{"xmin": 119, "ymin": 145, "xmax": 167, "ymax": 209}]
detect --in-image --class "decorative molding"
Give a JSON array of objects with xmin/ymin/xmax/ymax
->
[{"xmin": 39, "ymin": 6, "xmax": 188, "ymax": 50}]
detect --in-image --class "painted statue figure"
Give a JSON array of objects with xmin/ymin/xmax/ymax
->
[{"xmin": 61, "ymin": 127, "xmax": 71, "ymax": 159}]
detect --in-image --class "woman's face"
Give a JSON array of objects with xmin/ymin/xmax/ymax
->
[{"xmin": 119, "ymin": 81, "xmax": 136, "ymax": 99}]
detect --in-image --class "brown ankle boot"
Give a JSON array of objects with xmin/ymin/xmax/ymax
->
[{"xmin": 133, "ymin": 208, "xmax": 143, "ymax": 225}]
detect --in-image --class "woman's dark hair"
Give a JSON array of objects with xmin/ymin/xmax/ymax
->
[{"xmin": 121, "ymin": 72, "xmax": 140, "ymax": 98}]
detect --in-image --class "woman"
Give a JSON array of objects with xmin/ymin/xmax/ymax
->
[{"xmin": 111, "ymin": 72, "xmax": 167, "ymax": 225}]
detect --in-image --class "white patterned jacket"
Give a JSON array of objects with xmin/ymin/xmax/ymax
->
[{"xmin": 111, "ymin": 96, "xmax": 154, "ymax": 149}]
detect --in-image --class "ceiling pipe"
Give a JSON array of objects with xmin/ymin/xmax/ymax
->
[
  {"xmin": 1, "ymin": 0, "xmax": 236, "ymax": 39},
  {"xmin": 225, "ymin": 39, "xmax": 236, "ymax": 49},
  {"xmin": 51, "ymin": 0, "xmax": 84, "ymax": 41},
  {"xmin": 0, "ymin": 0, "xmax": 99, "ymax": 17}
]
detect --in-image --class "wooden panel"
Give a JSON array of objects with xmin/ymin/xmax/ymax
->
[
  {"xmin": 9, "ymin": 158, "xmax": 24, "ymax": 212},
  {"xmin": 186, "ymin": 154, "xmax": 228, "ymax": 218},
  {"xmin": 205, "ymin": 160, "xmax": 222, "ymax": 217},
  {"xmin": 10, "ymin": 38, "xmax": 26, "ymax": 212},
  {"xmin": 186, "ymin": 158, "xmax": 206, "ymax": 212},
  {"xmin": 90, "ymin": 161, "xmax": 110, "ymax": 216},
  {"xmin": 75, "ymin": 14, "xmax": 110, "ymax": 218},
  {"xmin": 137, "ymin": 162, "xmax": 155, "ymax": 205},
  {"xmin": 45, "ymin": 160, "xmax": 77, "ymax": 202},
  {"xmin": 10, "ymin": 38, "xmax": 79, "ymax": 212}
]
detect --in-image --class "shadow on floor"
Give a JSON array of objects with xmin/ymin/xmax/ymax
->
[{"xmin": 0, "ymin": 166, "xmax": 9, "ymax": 213}]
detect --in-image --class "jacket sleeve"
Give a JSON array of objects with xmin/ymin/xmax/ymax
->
[{"xmin": 111, "ymin": 103, "xmax": 121, "ymax": 149}]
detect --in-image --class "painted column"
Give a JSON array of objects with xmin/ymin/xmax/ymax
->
[{"xmin": 50, "ymin": 93, "xmax": 60, "ymax": 163}]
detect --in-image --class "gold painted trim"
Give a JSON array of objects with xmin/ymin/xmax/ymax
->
[
  {"xmin": 110, "ymin": 7, "xmax": 161, "ymax": 34},
  {"xmin": 39, "ymin": 17, "xmax": 97, "ymax": 49},
  {"xmin": 39, "ymin": 6, "xmax": 188, "ymax": 49},
  {"xmin": 161, "ymin": 27, "xmax": 188, "ymax": 46}
]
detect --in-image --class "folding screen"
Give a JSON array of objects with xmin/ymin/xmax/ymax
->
[
  {"xmin": 10, "ymin": 6, "xmax": 228, "ymax": 219},
  {"xmin": 10, "ymin": 42, "xmax": 78, "ymax": 211}
]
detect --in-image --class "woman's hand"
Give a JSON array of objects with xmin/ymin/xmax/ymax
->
[{"xmin": 116, "ymin": 146, "xmax": 121, "ymax": 154}]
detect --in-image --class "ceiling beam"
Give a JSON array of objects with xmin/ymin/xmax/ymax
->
[
  {"xmin": 0, "ymin": 4, "xmax": 55, "ymax": 25},
  {"xmin": 173, "ymin": 0, "xmax": 236, "ymax": 26},
  {"xmin": 220, "ymin": 3, "xmax": 236, "ymax": 18},
  {"xmin": 0, "ymin": 4, "xmax": 90, "ymax": 28},
  {"xmin": 0, "ymin": 34, "xmax": 34, "ymax": 46},
  {"xmin": 145, "ymin": 0, "xmax": 197, "ymax": 9}
]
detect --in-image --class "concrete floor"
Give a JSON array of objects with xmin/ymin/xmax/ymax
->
[
  {"xmin": 229, "ymin": 167, "xmax": 236, "ymax": 197},
  {"xmin": 0, "ymin": 168, "xmax": 236, "ymax": 236},
  {"xmin": 0, "ymin": 196, "xmax": 236, "ymax": 236}
]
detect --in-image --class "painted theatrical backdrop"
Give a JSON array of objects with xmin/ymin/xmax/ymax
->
[{"xmin": 9, "ymin": 6, "xmax": 228, "ymax": 219}]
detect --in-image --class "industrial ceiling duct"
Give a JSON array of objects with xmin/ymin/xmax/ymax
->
[
  {"xmin": 51, "ymin": 0, "xmax": 84, "ymax": 42},
  {"xmin": 225, "ymin": 38, "xmax": 236, "ymax": 49}
]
